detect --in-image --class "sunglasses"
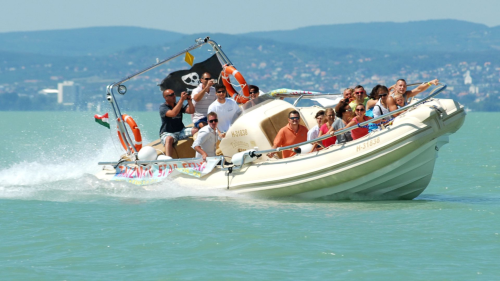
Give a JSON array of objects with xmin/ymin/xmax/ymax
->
[
  {"xmin": 356, "ymin": 108, "xmax": 365, "ymax": 112},
  {"xmin": 217, "ymin": 90, "xmax": 226, "ymax": 93},
  {"xmin": 289, "ymin": 117, "xmax": 300, "ymax": 120},
  {"xmin": 355, "ymin": 91, "xmax": 364, "ymax": 94},
  {"xmin": 203, "ymin": 78, "xmax": 212, "ymax": 80},
  {"xmin": 165, "ymin": 93, "xmax": 175, "ymax": 97},
  {"xmin": 379, "ymin": 94, "xmax": 388, "ymax": 97},
  {"xmin": 249, "ymin": 91, "xmax": 258, "ymax": 94},
  {"xmin": 345, "ymin": 108, "xmax": 352, "ymax": 111},
  {"xmin": 209, "ymin": 119, "xmax": 218, "ymax": 123}
]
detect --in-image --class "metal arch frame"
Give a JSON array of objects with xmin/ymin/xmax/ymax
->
[{"xmin": 104, "ymin": 37, "xmax": 233, "ymax": 157}]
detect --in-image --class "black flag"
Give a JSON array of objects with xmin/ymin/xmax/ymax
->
[{"xmin": 159, "ymin": 54, "xmax": 222, "ymax": 94}]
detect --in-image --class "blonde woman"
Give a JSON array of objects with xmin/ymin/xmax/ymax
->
[{"xmin": 317, "ymin": 108, "xmax": 337, "ymax": 147}]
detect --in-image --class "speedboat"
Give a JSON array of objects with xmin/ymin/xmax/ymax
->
[{"xmin": 95, "ymin": 37, "xmax": 466, "ymax": 200}]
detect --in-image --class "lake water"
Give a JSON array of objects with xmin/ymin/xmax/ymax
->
[{"xmin": 0, "ymin": 110, "xmax": 499, "ymax": 280}]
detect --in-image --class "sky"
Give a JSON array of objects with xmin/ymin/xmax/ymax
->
[{"xmin": 1, "ymin": 0, "xmax": 499, "ymax": 34}]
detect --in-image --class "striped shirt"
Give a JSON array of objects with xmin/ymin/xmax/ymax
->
[{"xmin": 192, "ymin": 84, "xmax": 217, "ymax": 123}]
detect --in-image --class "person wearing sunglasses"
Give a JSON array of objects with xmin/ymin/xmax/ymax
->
[
  {"xmin": 267, "ymin": 110, "xmax": 308, "ymax": 159},
  {"xmin": 349, "ymin": 85, "xmax": 369, "ymax": 111},
  {"xmin": 159, "ymin": 89, "xmax": 195, "ymax": 157},
  {"xmin": 331, "ymin": 99, "xmax": 353, "ymax": 144},
  {"xmin": 334, "ymin": 104, "xmax": 381, "ymax": 140},
  {"xmin": 249, "ymin": 85, "xmax": 260, "ymax": 100},
  {"xmin": 191, "ymin": 72, "xmax": 217, "ymax": 135},
  {"xmin": 192, "ymin": 111, "xmax": 219, "ymax": 162},
  {"xmin": 373, "ymin": 85, "xmax": 398, "ymax": 119},
  {"xmin": 207, "ymin": 84, "xmax": 242, "ymax": 138}
]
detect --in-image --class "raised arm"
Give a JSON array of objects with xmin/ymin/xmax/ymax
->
[
  {"xmin": 408, "ymin": 79, "xmax": 439, "ymax": 98},
  {"xmin": 193, "ymin": 80, "xmax": 214, "ymax": 102},
  {"xmin": 387, "ymin": 96, "xmax": 399, "ymax": 113},
  {"xmin": 165, "ymin": 93, "xmax": 187, "ymax": 117},
  {"xmin": 184, "ymin": 92, "xmax": 195, "ymax": 114}
]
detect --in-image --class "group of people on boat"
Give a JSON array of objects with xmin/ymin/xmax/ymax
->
[
  {"xmin": 159, "ymin": 72, "xmax": 260, "ymax": 161},
  {"xmin": 269, "ymin": 78, "xmax": 440, "ymax": 158},
  {"xmin": 159, "ymin": 72, "xmax": 439, "ymax": 161}
]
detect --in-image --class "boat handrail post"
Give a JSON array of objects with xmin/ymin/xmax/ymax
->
[
  {"xmin": 293, "ymin": 95, "xmax": 304, "ymax": 106},
  {"xmin": 252, "ymin": 83, "xmax": 447, "ymax": 155},
  {"xmin": 106, "ymin": 85, "xmax": 135, "ymax": 155},
  {"xmin": 206, "ymin": 38, "xmax": 233, "ymax": 66}
]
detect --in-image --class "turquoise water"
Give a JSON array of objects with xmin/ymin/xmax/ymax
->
[{"xmin": 0, "ymin": 111, "xmax": 499, "ymax": 280}]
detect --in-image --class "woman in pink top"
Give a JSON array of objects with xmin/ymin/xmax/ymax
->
[
  {"xmin": 338, "ymin": 104, "xmax": 380, "ymax": 140},
  {"xmin": 317, "ymin": 108, "xmax": 337, "ymax": 147}
]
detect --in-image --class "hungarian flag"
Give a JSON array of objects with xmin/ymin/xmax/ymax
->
[
  {"xmin": 159, "ymin": 54, "xmax": 222, "ymax": 94},
  {"xmin": 95, "ymin": 113, "xmax": 110, "ymax": 129}
]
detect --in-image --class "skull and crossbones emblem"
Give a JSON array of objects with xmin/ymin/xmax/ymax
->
[{"xmin": 181, "ymin": 72, "xmax": 200, "ymax": 87}]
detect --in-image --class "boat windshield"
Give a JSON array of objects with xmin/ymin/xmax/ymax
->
[{"xmin": 235, "ymin": 95, "xmax": 275, "ymax": 119}]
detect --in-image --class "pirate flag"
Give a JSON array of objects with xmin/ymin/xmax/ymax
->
[{"xmin": 159, "ymin": 54, "xmax": 222, "ymax": 94}]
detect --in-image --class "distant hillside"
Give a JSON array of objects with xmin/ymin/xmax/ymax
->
[
  {"xmin": 0, "ymin": 26, "xmax": 185, "ymax": 56},
  {"xmin": 2, "ymin": 22, "xmax": 500, "ymax": 112},
  {"xmin": 3, "ymin": 32, "xmax": 500, "ymax": 85},
  {"xmin": 243, "ymin": 20, "xmax": 500, "ymax": 53}
]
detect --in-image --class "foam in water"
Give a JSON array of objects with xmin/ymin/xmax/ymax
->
[{"xmin": 0, "ymin": 137, "xmax": 232, "ymax": 201}]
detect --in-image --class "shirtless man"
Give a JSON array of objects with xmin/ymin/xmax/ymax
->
[{"xmin": 390, "ymin": 79, "xmax": 440, "ymax": 106}]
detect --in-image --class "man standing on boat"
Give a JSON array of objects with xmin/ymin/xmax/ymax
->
[
  {"xmin": 390, "ymin": 79, "xmax": 439, "ymax": 106},
  {"xmin": 192, "ymin": 112, "xmax": 219, "ymax": 162},
  {"xmin": 267, "ymin": 110, "xmax": 308, "ymax": 159},
  {"xmin": 159, "ymin": 89, "xmax": 195, "ymax": 158},
  {"xmin": 191, "ymin": 72, "xmax": 217, "ymax": 134},
  {"xmin": 207, "ymin": 84, "xmax": 242, "ymax": 138}
]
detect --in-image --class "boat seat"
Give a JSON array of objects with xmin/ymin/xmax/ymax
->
[
  {"xmin": 260, "ymin": 109, "xmax": 307, "ymax": 145},
  {"xmin": 145, "ymin": 137, "xmax": 196, "ymax": 159},
  {"xmin": 259, "ymin": 108, "xmax": 307, "ymax": 159}
]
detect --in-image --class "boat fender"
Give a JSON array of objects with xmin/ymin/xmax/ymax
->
[
  {"xmin": 157, "ymin": 155, "xmax": 172, "ymax": 161},
  {"xmin": 221, "ymin": 65, "xmax": 250, "ymax": 104},
  {"xmin": 293, "ymin": 143, "xmax": 314, "ymax": 155},
  {"xmin": 138, "ymin": 146, "xmax": 157, "ymax": 161},
  {"xmin": 231, "ymin": 149, "xmax": 258, "ymax": 166},
  {"xmin": 117, "ymin": 114, "xmax": 143, "ymax": 152}
]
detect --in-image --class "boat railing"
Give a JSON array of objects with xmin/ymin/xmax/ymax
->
[{"xmin": 252, "ymin": 83, "xmax": 447, "ymax": 155}]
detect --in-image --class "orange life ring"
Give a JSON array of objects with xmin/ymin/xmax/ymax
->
[
  {"xmin": 221, "ymin": 65, "xmax": 250, "ymax": 104},
  {"xmin": 117, "ymin": 114, "xmax": 142, "ymax": 152}
]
